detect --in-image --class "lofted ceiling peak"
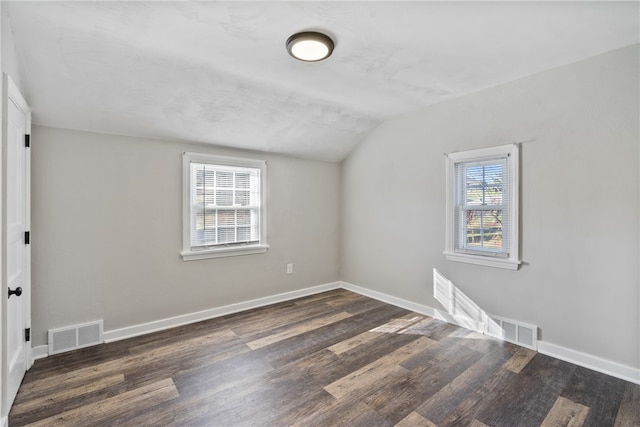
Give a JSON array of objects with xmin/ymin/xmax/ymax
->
[{"xmin": 5, "ymin": 1, "xmax": 639, "ymax": 162}]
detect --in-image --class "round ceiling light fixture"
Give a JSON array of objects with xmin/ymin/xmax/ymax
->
[{"xmin": 286, "ymin": 31, "xmax": 334, "ymax": 62}]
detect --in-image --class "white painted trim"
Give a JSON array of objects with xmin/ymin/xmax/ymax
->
[
  {"xmin": 31, "ymin": 345, "xmax": 48, "ymax": 362},
  {"xmin": 104, "ymin": 282, "xmax": 341, "ymax": 343},
  {"xmin": 341, "ymin": 281, "xmax": 485, "ymax": 333},
  {"xmin": 32, "ymin": 280, "xmax": 640, "ymax": 385},
  {"xmin": 0, "ymin": 415, "xmax": 6, "ymax": 427},
  {"xmin": 341, "ymin": 281, "xmax": 639, "ymax": 384},
  {"xmin": 537, "ymin": 341, "xmax": 640, "ymax": 385},
  {"xmin": 443, "ymin": 252, "xmax": 521, "ymax": 270},
  {"xmin": 181, "ymin": 244, "xmax": 269, "ymax": 261},
  {"xmin": 2, "ymin": 74, "xmax": 32, "ymax": 418},
  {"xmin": 444, "ymin": 143, "xmax": 521, "ymax": 270},
  {"xmin": 181, "ymin": 152, "xmax": 268, "ymax": 262},
  {"xmin": 341, "ymin": 281, "xmax": 436, "ymax": 317}
]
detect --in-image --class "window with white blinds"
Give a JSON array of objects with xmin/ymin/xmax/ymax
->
[
  {"xmin": 445, "ymin": 144, "xmax": 521, "ymax": 270},
  {"xmin": 182, "ymin": 153, "xmax": 268, "ymax": 261},
  {"xmin": 454, "ymin": 157, "xmax": 510, "ymax": 256}
]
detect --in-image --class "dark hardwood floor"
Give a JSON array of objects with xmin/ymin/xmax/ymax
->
[{"xmin": 9, "ymin": 289, "xmax": 640, "ymax": 426}]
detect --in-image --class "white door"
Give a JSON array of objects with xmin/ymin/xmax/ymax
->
[{"xmin": 2, "ymin": 74, "xmax": 31, "ymax": 414}]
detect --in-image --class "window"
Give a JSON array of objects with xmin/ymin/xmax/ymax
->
[
  {"xmin": 182, "ymin": 152, "xmax": 268, "ymax": 261},
  {"xmin": 445, "ymin": 144, "xmax": 520, "ymax": 270}
]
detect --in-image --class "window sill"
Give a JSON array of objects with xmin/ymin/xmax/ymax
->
[
  {"xmin": 444, "ymin": 251, "xmax": 521, "ymax": 270},
  {"xmin": 181, "ymin": 244, "xmax": 269, "ymax": 261}
]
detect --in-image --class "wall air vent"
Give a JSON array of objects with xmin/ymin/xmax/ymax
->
[
  {"xmin": 486, "ymin": 315, "xmax": 537, "ymax": 350},
  {"xmin": 48, "ymin": 320, "xmax": 104, "ymax": 355}
]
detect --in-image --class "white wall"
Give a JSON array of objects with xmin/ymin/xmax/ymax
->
[
  {"xmin": 31, "ymin": 126, "xmax": 340, "ymax": 346},
  {"xmin": 2, "ymin": 8, "xmax": 22, "ymax": 91},
  {"xmin": 341, "ymin": 44, "xmax": 639, "ymax": 370}
]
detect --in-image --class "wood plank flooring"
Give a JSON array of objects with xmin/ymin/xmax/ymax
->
[{"xmin": 9, "ymin": 289, "xmax": 640, "ymax": 426}]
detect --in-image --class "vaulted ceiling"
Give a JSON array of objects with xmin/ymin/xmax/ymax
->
[{"xmin": 6, "ymin": 1, "xmax": 639, "ymax": 162}]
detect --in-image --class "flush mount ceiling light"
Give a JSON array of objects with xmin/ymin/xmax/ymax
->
[{"xmin": 286, "ymin": 31, "xmax": 334, "ymax": 62}]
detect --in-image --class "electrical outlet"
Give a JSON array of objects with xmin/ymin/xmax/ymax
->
[{"xmin": 286, "ymin": 263, "xmax": 293, "ymax": 274}]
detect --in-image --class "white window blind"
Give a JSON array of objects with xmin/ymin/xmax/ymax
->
[
  {"xmin": 190, "ymin": 163, "xmax": 261, "ymax": 248},
  {"xmin": 454, "ymin": 156, "xmax": 510, "ymax": 257},
  {"xmin": 182, "ymin": 152, "xmax": 268, "ymax": 261},
  {"xmin": 444, "ymin": 144, "xmax": 520, "ymax": 270}
]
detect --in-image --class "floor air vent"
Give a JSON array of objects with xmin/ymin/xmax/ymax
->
[
  {"xmin": 48, "ymin": 320, "xmax": 104, "ymax": 355},
  {"xmin": 486, "ymin": 315, "xmax": 537, "ymax": 350}
]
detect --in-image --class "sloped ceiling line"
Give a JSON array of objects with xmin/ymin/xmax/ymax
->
[{"xmin": 6, "ymin": 1, "xmax": 639, "ymax": 162}]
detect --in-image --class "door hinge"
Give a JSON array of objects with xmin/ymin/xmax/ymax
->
[
  {"xmin": 25, "ymin": 134, "xmax": 30, "ymax": 148},
  {"xmin": 25, "ymin": 231, "xmax": 30, "ymax": 244},
  {"xmin": 25, "ymin": 328, "xmax": 30, "ymax": 342}
]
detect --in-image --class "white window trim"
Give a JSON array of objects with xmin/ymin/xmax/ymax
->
[
  {"xmin": 444, "ymin": 144, "xmax": 521, "ymax": 270},
  {"xmin": 181, "ymin": 152, "xmax": 268, "ymax": 261}
]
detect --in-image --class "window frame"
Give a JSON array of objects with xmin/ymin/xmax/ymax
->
[
  {"xmin": 181, "ymin": 152, "xmax": 268, "ymax": 261},
  {"xmin": 444, "ymin": 144, "xmax": 521, "ymax": 270}
]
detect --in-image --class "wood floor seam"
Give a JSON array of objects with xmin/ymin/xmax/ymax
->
[{"xmin": 9, "ymin": 289, "xmax": 638, "ymax": 427}]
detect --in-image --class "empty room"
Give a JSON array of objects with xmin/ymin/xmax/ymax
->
[{"xmin": 0, "ymin": 1, "xmax": 638, "ymax": 426}]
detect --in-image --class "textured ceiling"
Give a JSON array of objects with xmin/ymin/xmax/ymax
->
[{"xmin": 6, "ymin": 1, "xmax": 639, "ymax": 162}]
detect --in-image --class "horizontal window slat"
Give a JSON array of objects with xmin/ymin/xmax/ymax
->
[
  {"xmin": 458, "ymin": 205, "xmax": 507, "ymax": 211},
  {"xmin": 191, "ymin": 240, "xmax": 260, "ymax": 250},
  {"xmin": 184, "ymin": 152, "xmax": 267, "ymax": 261}
]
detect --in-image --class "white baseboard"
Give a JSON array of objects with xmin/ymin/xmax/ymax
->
[
  {"xmin": 341, "ymin": 281, "xmax": 486, "ymax": 333},
  {"xmin": 537, "ymin": 341, "xmax": 640, "ymax": 385},
  {"xmin": 103, "ymin": 282, "xmax": 341, "ymax": 343},
  {"xmin": 340, "ymin": 281, "xmax": 437, "ymax": 317},
  {"xmin": 30, "ymin": 280, "xmax": 640, "ymax": 385},
  {"xmin": 32, "ymin": 345, "xmax": 49, "ymax": 362},
  {"xmin": 340, "ymin": 281, "xmax": 640, "ymax": 385}
]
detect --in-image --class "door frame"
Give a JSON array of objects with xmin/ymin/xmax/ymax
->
[{"xmin": 1, "ymin": 74, "xmax": 31, "ymax": 423}]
